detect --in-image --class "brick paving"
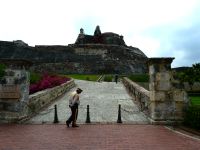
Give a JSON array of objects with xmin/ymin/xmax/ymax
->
[
  {"xmin": 2, "ymin": 80, "xmax": 200, "ymax": 149},
  {"xmin": 0, "ymin": 124, "xmax": 200, "ymax": 150}
]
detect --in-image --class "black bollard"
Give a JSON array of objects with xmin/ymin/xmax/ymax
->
[
  {"xmin": 117, "ymin": 104, "xmax": 122, "ymax": 123},
  {"xmin": 53, "ymin": 105, "xmax": 59, "ymax": 123},
  {"xmin": 86, "ymin": 105, "xmax": 91, "ymax": 123}
]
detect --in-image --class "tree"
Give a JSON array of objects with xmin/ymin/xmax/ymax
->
[
  {"xmin": 177, "ymin": 62, "xmax": 200, "ymax": 91},
  {"xmin": 192, "ymin": 63, "xmax": 200, "ymax": 82}
]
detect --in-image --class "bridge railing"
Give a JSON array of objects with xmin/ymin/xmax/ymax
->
[{"xmin": 122, "ymin": 77, "xmax": 150, "ymax": 115}]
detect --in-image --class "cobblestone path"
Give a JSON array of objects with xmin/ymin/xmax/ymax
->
[{"xmin": 27, "ymin": 80, "xmax": 149, "ymax": 124}]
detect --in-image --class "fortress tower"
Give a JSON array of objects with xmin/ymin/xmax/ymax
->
[{"xmin": 75, "ymin": 25, "xmax": 126, "ymax": 46}]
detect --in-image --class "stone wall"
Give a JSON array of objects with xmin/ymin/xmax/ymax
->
[
  {"xmin": 0, "ymin": 79, "xmax": 75, "ymax": 123},
  {"xmin": 0, "ymin": 69, "xmax": 29, "ymax": 112},
  {"xmin": 0, "ymin": 41, "xmax": 148, "ymax": 74},
  {"xmin": 183, "ymin": 82, "xmax": 200, "ymax": 92},
  {"xmin": 74, "ymin": 48, "xmax": 107, "ymax": 57},
  {"xmin": 0, "ymin": 69, "xmax": 30, "ymax": 123},
  {"xmin": 123, "ymin": 58, "xmax": 190, "ymax": 125},
  {"xmin": 148, "ymin": 58, "xmax": 189, "ymax": 124},
  {"xmin": 27, "ymin": 80, "xmax": 75, "ymax": 116},
  {"xmin": 122, "ymin": 77, "xmax": 150, "ymax": 113},
  {"xmin": 134, "ymin": 82, "xmax": 200, "ymax": 93}
]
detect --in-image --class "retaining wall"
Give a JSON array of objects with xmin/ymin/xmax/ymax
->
[
  {"xmin": 0, "ymin": 79, "xmax": 75, "ymax": 123},
  {"xmin": 27, "ymin": 79, "xmax": 75, "ymax": 116}
]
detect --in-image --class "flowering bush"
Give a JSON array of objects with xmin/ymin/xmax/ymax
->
[{"xmin": 29, "ymin": 74, "xmax": 70, "ymax": 94}]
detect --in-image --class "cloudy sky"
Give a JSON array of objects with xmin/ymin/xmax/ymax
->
[{"xmin": 0, "ymin": 0, "xmax": 200, "ymax": 67}]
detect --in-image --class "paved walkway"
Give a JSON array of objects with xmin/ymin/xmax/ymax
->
[
  {"xmin": 27, "ymin": 80, "xmax": 148, "ymax": 124},
  {"xmin": 0, "ymin": 124, "xmax": 200, "ymax": 150},
  {"xmin": 1, "ymin": 80, "xmax": 200, "ymax": 149}
]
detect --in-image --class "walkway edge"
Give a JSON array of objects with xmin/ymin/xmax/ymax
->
[{"xmin": 165, "ymin": 126, "xmax": 200, "ymax": 141}]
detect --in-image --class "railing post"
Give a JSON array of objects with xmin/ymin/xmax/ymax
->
[
  {"xmin": 53, "ymin": 105, "xmax": 59, "ymax": 123},
  {"xmin": 86, "ymin": 105, "xmax": 91, "ymax": 123},
  {"xmin": 117, "ymin": 104, "xmax": 122, "ymax": 123}
]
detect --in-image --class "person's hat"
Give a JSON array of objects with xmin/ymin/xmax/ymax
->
[{"xmin": 77, "ymin": 88, "xmax": 83, "ymax": 93}]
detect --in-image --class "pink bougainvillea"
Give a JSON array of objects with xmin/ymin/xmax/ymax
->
[{"xmin": 29, "ymin": 74, "xmax": 70, "ymax": 94}]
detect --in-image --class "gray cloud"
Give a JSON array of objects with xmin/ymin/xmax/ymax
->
[
  {"xmin": 166, "ymin": 23, "xmax": 200, "ymax": 67},
  {"xmin": 144, "ymin": 14, "xmax": 200, "ymax": 67}
]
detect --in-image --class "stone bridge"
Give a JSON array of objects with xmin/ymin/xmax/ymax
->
[
  {"xmin": 27, "ymin": 79, "xmax": 149, "ymax": 124},
  {"xmin": 27, "ymin": 57, "xmax": 188, "ymax": 124},
  {"xmin": 0, "ymin": 57, "xmax": 188, "ymax": 124}
]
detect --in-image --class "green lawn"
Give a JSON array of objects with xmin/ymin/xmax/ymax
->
[
  {"xmin": 66, "ymin": 74, "xmax": 100, "ymax": 81},
  {"xmin": 103, "ymin": 75, "xmax": 113, "ymax": 82},
  {"xmin": 190, "ymin": 96, "xmax": 200, "ymax": 106},
  {"xmin": 128, "ymin": 74, "xmax": 149, "ymax": 82}
]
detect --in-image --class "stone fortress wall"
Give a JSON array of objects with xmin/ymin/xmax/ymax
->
[
  {"xmin": 0, "ymin": 41, "xmax": 148, "ymax": 74},
  {"xmin": 0, "ymin": 26, "xmax": 148, "ymax": 74}
]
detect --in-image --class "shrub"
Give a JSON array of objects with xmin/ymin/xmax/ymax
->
[
  {"xmin": 189, "ymin": 95, "xmax": 200, "ymax": 106},
  {"xmin": 30, "ymin": 72, "xmax": 42, "ymax": 84},
  {"xmin": 29, "ymin": 73, "xmax": 70, "ymax": 94},
  {"xmin": 176, "ymin": 63, "xmax": 200, "ymax": 84},
  {"xmin": 184, "ymin": 106, "xmax": 200, "ymax": 130}
]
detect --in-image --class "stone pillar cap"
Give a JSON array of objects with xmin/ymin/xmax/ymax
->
[{"xmin": 148, "ymin": 57, "xmax": 175, "ymax": 65}]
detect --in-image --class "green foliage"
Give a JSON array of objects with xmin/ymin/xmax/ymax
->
[
  {"xmin": 30, "ymin": 72, "xmax": 42, "ymax": 84},
  {"xmin": 0, "ymin": 64, "xmax": 6, "ymax": 79},
  {"xmin": 192, "ymin": 63, "xmax": 200, "ymax": 82},
  {"xmin": 184, "ymin": 105, "xmax": 200, "ymax": 130},
  {"xmin": 177, "ymin": 63, "xmax": 200, "ymax": 83},
  {"xmin": 184, "ymin": 94, "xmax": 200, "ymax": 130},
  {"xmin": 190, "ymin": 96, "xmax": 200, "ymax": 106},
  {"xmin": 104, "ymin": 75, "xmax": 113, "ymax": 82},
  {"xmin": 128, "ymin": 74, "xmax": 149, "ymax": 82},
  {"xmin": 66, "ymin": 74, "xmax": 99, "ymax": 81}
]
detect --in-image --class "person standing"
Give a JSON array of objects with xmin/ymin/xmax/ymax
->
[
  {"xmin": 66, "ymin": 88, "xmax": 83, "ymax": 128},
  {"xmin": 114, "ymin": 74, "xmax": 119, "ymax": 84}
]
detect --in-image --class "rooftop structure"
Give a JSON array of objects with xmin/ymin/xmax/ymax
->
[{"xmin": 75, "ymin": 25, "xmax": 126, "ymax": 46}]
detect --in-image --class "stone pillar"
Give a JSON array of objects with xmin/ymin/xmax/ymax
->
[{"xmin": 148, "ymin": 58, "xmax": 188, "ymax": 124}]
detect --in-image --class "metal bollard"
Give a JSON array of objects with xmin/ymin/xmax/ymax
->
[
  {"xmin": 86, "ymin": 105, "xmax": 91, "ymax": 123},
  {"xmin": 117, "ymin": 104, "xmax": 122, "ymax": 123},
  {"xmin": 53, "ymin": 105, "xmax": 59, "ymax": 123}
]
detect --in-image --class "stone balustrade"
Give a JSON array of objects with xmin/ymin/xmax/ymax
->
[
  {"xmin": 123, "ymin": 58, "xmax": 190, "ymax": 125},
  {"xmin": 122, "ymin": 77, "xmax": 150, "ymax": 113},
  {"xmin": 27, "ymin": 79, "xmax": 75, "ymax": 116}
]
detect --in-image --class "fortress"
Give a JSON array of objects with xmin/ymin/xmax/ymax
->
[
  {"xmin": 0, "ymin": 26, "xmax": 148, "ymax": 74},
  {"xmin": 75, "ymin": 25, "xmax": 126, "ymax": 45}
]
